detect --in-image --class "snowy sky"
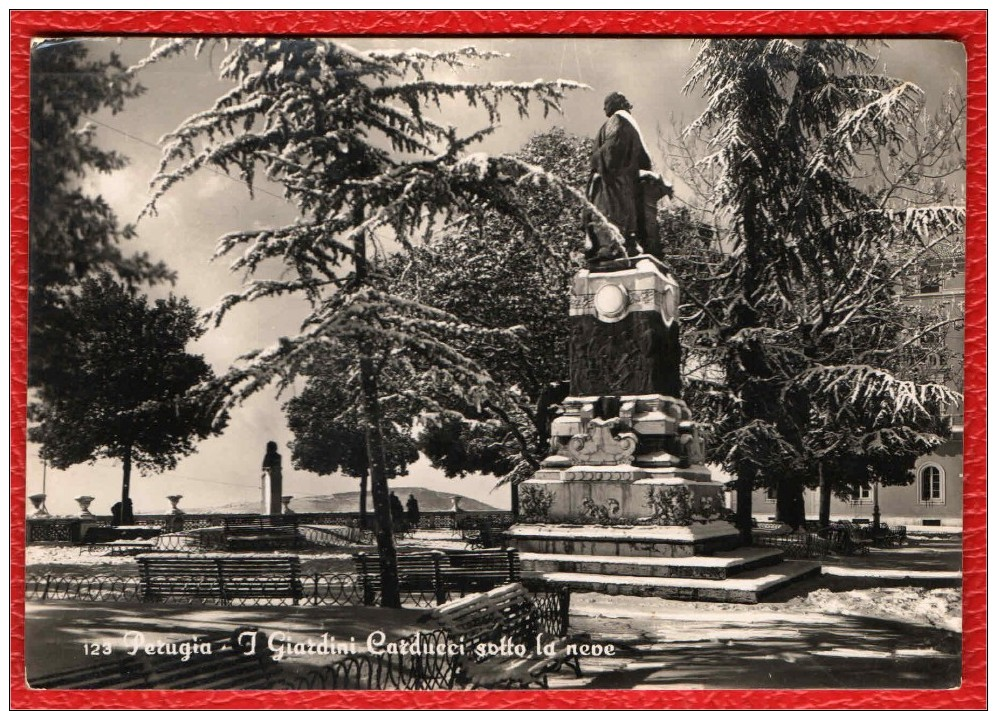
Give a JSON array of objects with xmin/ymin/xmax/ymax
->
[{"xmin": 24, "ymin": 37, "xmax": 966, "ymax": 516}]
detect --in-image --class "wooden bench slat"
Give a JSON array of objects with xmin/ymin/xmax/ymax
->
[{"xmin": 428, "ymin": 582, "xmax": 579, "ymax": 689}]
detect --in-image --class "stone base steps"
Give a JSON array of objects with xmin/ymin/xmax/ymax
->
[
  {"xmin": 527, "ymin": 561, "xmax": 822, "ymax": 604},
  {"xmin": 506, "ymin": 523, "xmax": 742, "ymax": 558},
  {"xmin": 520, "ymin": 547, "xmax": 783, "ymax": 581}
]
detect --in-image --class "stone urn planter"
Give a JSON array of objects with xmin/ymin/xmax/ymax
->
[
  {"xmin": 28, "ymin": 494, "xmax": 51, "ymax": 518},
  {"xmin": 167, "ymin": 495, "xmax": 184, "ymax": 515},
  {"xmin": 75, "ymin": 496, "xmax": 96, "ymax": 519},
  {"xmin": 281, "ymin": 496, "xmax": 294, "ymax": 515}
]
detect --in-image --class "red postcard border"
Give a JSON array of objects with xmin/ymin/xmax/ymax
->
[{"xmin": 9, "ymin": 10, "xmax": 987, "ymax": 710}]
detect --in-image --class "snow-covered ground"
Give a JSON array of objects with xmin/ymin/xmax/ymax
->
[
  {"xmin": 24, "ymin": 531, "xmax": 963, "ymax": 689},
  {"xmin": 805, "ymin": 587, "xmax": 961, "ymax": 632}
]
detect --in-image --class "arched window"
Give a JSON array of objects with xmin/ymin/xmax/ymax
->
[{"xmin": 918, "ymin": 464, "xmax": 945, "ymax": 505}]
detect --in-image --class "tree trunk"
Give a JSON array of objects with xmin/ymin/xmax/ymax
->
[
  {"xmin": 360, "ymin": 353, "xmax": 401, "ymax": 608},
  {"xmin": 358, "ymin": 468, "xmax": 369, "ymax": 530},
  {"xmin": 776, "ymin": 478, "xmax": 806, "ymax": 531},
  {"xmin": 121, "ymin": 444, "xmax": 132, "ymax": 509},
  {"xmin": 818, "ymin": 465, "xmax": 832, "ymax": 528},
  {"xmin": 118, "ymin": 444, "xmax": 136, "ymax": 525},
  {"xmin": 351, "ymin": 209, "xmax": 400, "ymax": 609},
  {"xmin": 510, "ymin": 480, "xmax": 520, "ymax": 519},
  {"xmin": 734, "ymin": 468, "xmax": 755, "ymax": 545}
]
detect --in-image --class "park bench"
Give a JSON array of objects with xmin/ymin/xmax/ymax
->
[
  {"xmin": 353, "ymin": 549, "xmax": 522, "ymax": 605},
  {"xmin": 27, "ymin": 627, "xmax": 281, "ymax": 690},
  {"xmin": 425, "ymin": 582, "xmax": 581, "ymax": 689},
  {"xmin": 866, "ymin": 523, "xmax": 908, "ymax": 548},
  {"xmin": 753, "ymin": 521, "xmax": 794, "ymax": 535},
  {"xmin": 137, "ymin": 554, "xmax": 303, "ymax": 605},
  {"xmin": 456, "ymin": 519, "xmax": 509, "ymax": 549},
  {"xmin": 222, "ymin": 516, "xmax": 301, "ymax": 551},
  {"xmin": 824, "ymin": 522, "xmax": 872, "ymax": 555},
  {"xmin": 80, "ymin": 526, "xmax": 161, "ymax": 555},
  {"xmin": 446, "ymin": 548, "xmax": 521, "ymax": 593},
  {"xmin": 354, "ymin": 551, "xmax": 451, "ymax": 605}
]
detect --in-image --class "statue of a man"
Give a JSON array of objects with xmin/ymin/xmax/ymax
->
[
  {"xmin": 585, "ymin": 92, "xmax": 672, "ymax": 264},
  {"xmin": 261, "ymin": 441, "xmax": 283, "ymax": 516}
]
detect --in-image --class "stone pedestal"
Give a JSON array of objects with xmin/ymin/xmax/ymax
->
[
  {"xmin": 512, "ymin": 258, "xmax": 820, "ymax": 602},
  {"xmin": 523, "ymin": 465, "xmax": 723, "ymax": 523},
  {"xmin": 569, "ymin": 259, "xmax": 680, "ymax": 397},
  {"xmin": 524, "ymin": 258, "xmax": 715, "ymax": 523}
]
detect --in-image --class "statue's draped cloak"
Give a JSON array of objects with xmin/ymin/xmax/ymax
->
[{"xmin": 590, "ymin": 111, "xmax": 653, "ymax": 241}]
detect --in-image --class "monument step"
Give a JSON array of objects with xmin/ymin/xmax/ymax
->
[
  {"xmin": 520, "ymin": 547, "xmax": 783, "ymax": 580},
  {"xmin": 527, "ymin": 560, "xmax": 821, "ymax": 604},
  {"xmin": 506, "ymin": 522, "xmax": 742, "ymax": 558}
]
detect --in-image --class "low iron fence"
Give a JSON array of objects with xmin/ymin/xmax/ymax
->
[
  {"xmin": 275, "ymin": 628, "xmax": 461, "ymax": 690},
  {"xmin": 27, "ymin": 511, "xmax": 514, "ymax": 544},
  {"xmin": 25, "ymin": 572, "xmax": 534, "ymax": 609},
  {"xmin": 751, "ymin": 530, "xmax": 834, "ymax": 560}
]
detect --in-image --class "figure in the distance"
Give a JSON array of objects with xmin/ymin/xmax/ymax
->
[
  {"xmin": 406, "ymin": 494, "xmax": 421, "ymax": 530},
  {"xmin": 585, "ymin": 92, "xmax": 672, "ymax": 264},
  {"xmin": 261, "ymin": 441, "xmax": 283, "ymax": 516},
  {"xmin": 389, "ymin": 492, "xmax": 406, "ymax": 533}
]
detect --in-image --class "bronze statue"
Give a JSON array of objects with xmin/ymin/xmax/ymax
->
[{"xmin": 585, "ymin": 92, "xmax": 672, "ymax": 265}]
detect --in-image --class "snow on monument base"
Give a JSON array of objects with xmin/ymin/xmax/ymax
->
[{"xmin": 508, "ymin": 521, "xmax": 821, "ymax": 603}]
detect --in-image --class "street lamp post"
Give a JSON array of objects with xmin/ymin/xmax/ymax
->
[{"xmin": 872, "ymin": 482, "xmax": 881, "ymax": 532}]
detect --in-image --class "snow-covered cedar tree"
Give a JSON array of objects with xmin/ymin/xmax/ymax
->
[
  {"xmin": 380, "ymin": 128, "xmax": 595, "ymax": 502},
  {"xmin": 29, "ymin": 40, "xmax": 174, "ymax": 389},
  {"xmin": 137, "ymin": 38, "xmax": 591, "ymax": 607},
  {"xmin": 28, "ymin": 275, "xmax": 227, "ymax": 515},
  {"xmin": 676, "ymin": 39, "xmax": 964, "ymax": 533}
]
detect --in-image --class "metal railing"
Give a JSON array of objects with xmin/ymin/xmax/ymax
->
[
  {"xmin": 275, "ymin": 628, "xmax": 460, "ymax": 690},
  {"xmin": 751, "ymin": 530, "xmax": 834, "ymax": 560},
  {"xmin": 25, "ymin": 571, "xmax": 548, "ymax": 610},
  {"xmin": 27, "ymin": 510, "xmax": 514, "ymax": 544}
]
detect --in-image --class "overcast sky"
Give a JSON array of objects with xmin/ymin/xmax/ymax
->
[{"xmin": 24, "ymin": 37, "xmax": 966, "ymax": 516}]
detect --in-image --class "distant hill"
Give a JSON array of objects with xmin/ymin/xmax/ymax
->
[{"xmin": 181, "ymin": 486, "xmax": 500, "ymax": 514}]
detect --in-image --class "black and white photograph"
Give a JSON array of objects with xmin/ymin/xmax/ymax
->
[{"xmin": 22, "ymin": 35, "xmax": 966, "ymax": 691}]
